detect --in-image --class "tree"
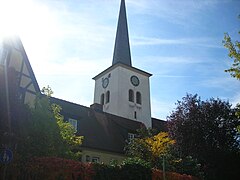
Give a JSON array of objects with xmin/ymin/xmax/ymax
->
[
  {"xmin": 0, "ymin": 72, "xmax": 82, "ymax": 161},
  {"xmin": 223, "ymin": 18, "xmax": 240, "ymax": 125},
  {"xmin": 51, "ymin": 103, "xmax": 83, "ymax": 158},
  {"xmin": 0, "ymin": 69, "xmax": 83, "ymax": 178},
  {"xmin": 145, "ymin": 132, "xmax": 175, "ymax": 158},
  {"xmin": 124, "ymin": 128, "xmax": 158, "ymax": 161},
  {"xmin": 125, "ymin": 128, "xmax": 202, "ymax": 178},
  {"xmin": 223, "ymin": 21, "xmax": 240, "ymax": 80},
  {"xmin": 17, "ymin": 93, "xmax": 67, "ymax": 159},
  {"xmin": 41, "ymin": 86, "xmax": 83, "ymax": 159},
  {"xmin": 125, "ymin": 129, "xmax": 172, "ymax": 167},
  {"xmin": 167, "ymin": 94, "xmax": 240, "ymax": 180}
]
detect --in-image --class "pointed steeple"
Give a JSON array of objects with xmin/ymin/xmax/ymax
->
[{"xmin": 112, "ymin": 0, "xmax": 132, "ymax": 66}]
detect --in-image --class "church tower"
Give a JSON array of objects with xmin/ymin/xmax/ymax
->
[{"xmin": 93, "ymin": 0, "xmax": 152, "ymax": 128}]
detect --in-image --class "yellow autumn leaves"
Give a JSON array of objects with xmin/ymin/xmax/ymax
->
[{"xmin": 145, "ymin": 132, "xmax": 175, "ymax": 158}]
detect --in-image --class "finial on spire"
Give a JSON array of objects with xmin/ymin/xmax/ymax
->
[{"xmin": 112, "ymin": 0, "xmax": 132, "ymax": 66}]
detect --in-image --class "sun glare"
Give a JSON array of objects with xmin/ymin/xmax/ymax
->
[{"xmin": 0, "ymin": 0, "xmax": 57, "ymax": 40}]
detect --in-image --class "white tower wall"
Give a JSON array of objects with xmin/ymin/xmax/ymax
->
[{"xmin": 93, "ymin": 64, "xmax": 152, "ymax": 128}]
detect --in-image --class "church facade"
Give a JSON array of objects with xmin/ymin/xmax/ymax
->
[{"xmin": 0, "ymin": 0, "xmax": 166, "ymax": 164}]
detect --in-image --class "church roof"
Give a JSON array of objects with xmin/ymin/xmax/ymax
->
[
  {"xmin": 112, "ymin": 0, "xmax": 132, "ymax": 67},
  {"xmin": 50, "ymin": 97, "xmax": 145, "ymax": 154},
  {"xmin": 50, "ymin": 97, "xmax": 166, "ymax": 154},
  {"xmin": 152, "ymin": 118, "xmax": 168, "ymax": 132}
]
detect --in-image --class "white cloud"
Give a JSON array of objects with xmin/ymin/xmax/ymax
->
[
  {"xmin": 127, "ymin": 0, "xmax": 222, "ymax": 25},
  {"xmin": 132, "ymin": 36, "xmax": 222, "ymax": 49},
  {"xmin": 137, "ymin": 56, "xmax": 202, "ymax": 64},
  {"xmin": 200, "ymin": 76, "xmax": 240, "ymax": 90}
]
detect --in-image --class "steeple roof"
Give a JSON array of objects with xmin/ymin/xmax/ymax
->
[{"xmin": 112, "ymin": 0, "xmax": 132, "ymax": 66}]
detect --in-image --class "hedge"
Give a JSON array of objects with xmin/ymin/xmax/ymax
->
[
  {"xmin": 0, "ymin": 157, "xmax": 199, "ymax": 180},
  {"xmin": 152, "ymin": 169, "xmax": 199, "ymax": 180}
]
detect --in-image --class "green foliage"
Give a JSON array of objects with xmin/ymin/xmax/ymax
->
[
  {"xmin": 236, "ymin": 104, "xmax": 240, "ymax": 118},
  {"xmin": 125, "ymin": 137, "xmax": 152, "ymax": 161},
  {"xmin": 41, "ymin": 85, "xmax": 53, "ymax": 97},
  {"xmin": 152, "ymin": 169, "xmax": 199, "ymax": 180},
  {"xmin": 223, "ymin": 26, "xmax": 240, "ymax": 80},
  {"xmin": 93, "ymin": 163, "xmax": 117, "ymax": 180},
  {"xmin": 223, "ymin": 16, "xmax": 240, "ymax": 123},
  {"xmin": 51, "ymin": 104, "xmax": 83, "ymax": 154},
  {"xmin": 17, "ymin": 95, "xmax": 65, "ymax": 159},
  {"xmin": 120, "ymin": 157, "xmax": 152, "ymax": 180},
  {"xmin": 41, "ymin": 86, "xmax": 83, "ymax": 159},
  {"xmin": 125, "ymin": 128, "xmax": 159, "ymax": 163},
  {"xmin": 169, "ymin": 155, "xmax": 203, "ymax": 179},
  {"xmin": 2, "ymin": 157, "xmax": 199, "ymax": 180},
  {"xmin": 125, "ymin": 128, "xmax": 202, "ymax": 178},
  {"xmin": 1, "ymin": 83, "xmax": 83, "ymax": 161},
  {"xmin": 92, "ymin": 158, "xmax": 151, "ymax": 180}
]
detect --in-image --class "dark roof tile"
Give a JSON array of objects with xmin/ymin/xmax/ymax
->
[{"xmin": 50, "ymin": 97, "xmax": 144, "ymax": 154}]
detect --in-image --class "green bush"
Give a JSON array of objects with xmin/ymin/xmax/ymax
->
[
  {"xmin": 92, "ymin": 163, "xmax": 118, "ymax": 180},
  {"xmin": 119, "ymin": 157, "xmax": 152, "ymax": 180},
  {"xmin": 92, "ymin": 157, "xmax": 152, "ymax": 180}
]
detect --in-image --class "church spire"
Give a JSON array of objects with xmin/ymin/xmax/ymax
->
[{"xmin": 112, "ymin": 0, "xmax": 132, "ymax": 66}]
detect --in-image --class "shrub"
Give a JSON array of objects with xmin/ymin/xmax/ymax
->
[
  {"xmin": 24, "ymin": 157, "xmax": 94, "ymax": 180},
  {"xmin": 119, "ymin": 157, "xmax": 152, "ymax": 180},
  {"xmin": 152, "ymin": 169, "xmax": 199, "ymax": 180},
  {"xmin": 92, "ymin": 163, "xmax": 118, "ymax": 180}
]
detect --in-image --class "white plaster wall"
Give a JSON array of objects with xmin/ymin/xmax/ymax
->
[{"xmin": 93, "ymin": 65, "xmax": 152, "ymax": 128}]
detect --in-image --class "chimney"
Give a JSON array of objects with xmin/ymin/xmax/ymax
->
[{"xmin": 90, "ymin": 103, "xmax": 103, "ymax": 112}]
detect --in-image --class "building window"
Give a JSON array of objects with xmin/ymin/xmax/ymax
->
[
  {"xmin": 136, "ymin": 92, "xmax": 142, "ymax": 105},
  {"xmin": 134, "ymin": 111, "xmax": 137, "ymax": 119},
  {"xmin": 101, "ymin": 93, "xmax": 104, "ymax": 105},
  {"xmin": 128, "ymin": 133, "xmax": 135, "ymax": 142},
  {"xmin": 129, "ymin": 89, "xmax": 134, "ymax": 102},
  {"xmin": 106, "ymin": 91, "xmax": 110, "ymax": 103},
  {"xmin": 92, "ymin": 157, "xmax": 100, "ymax": 163},
  {"xmin": 86, "ymin": 155, "xmax": 90, "ymax": 162},
  {"xmin": 69, "ymin": 118, "xmax": 78, "ymax": 132}
]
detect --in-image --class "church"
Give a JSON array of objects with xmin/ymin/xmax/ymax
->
[{"xmin": 0, "ymin": 0, "xmax": 166, "ymax": 164}]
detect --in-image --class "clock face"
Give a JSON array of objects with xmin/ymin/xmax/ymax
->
[
  {"xmin": 102, "ymin": 77, "xmax": 109, "ymax": 88},
  {"xmin": 130, "ymin": 76, "xmax": 140, "ymax": 86}
]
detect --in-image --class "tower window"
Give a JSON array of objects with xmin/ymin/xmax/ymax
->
[
  {"xmin": 136, "ymin": 92, "xmax": 142, "ymax": 105},
  {"xmin": 101, "ymin": 93, "xmax": 104, "ymax": 105},
  {"xmin": 129, "ymin": 89, "xmax": 134, "ymax": 102},
  {"xmin": 106, "ymin": 91, "xmax": 110, "ymax": 103}
]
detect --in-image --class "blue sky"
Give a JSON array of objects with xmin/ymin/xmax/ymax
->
[{"xmin": 0, "ymin": 0, "xmax": 239, "ymax": 120}]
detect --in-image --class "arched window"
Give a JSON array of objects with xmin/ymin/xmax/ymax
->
[
  {"xmin": 101, "ymin": 93, "xmax": 104, "ymax": 105},
  {"xmin": 129, "ymin": 89, "xmax": 134, "ymax": 102},
  {"xmin": 136, "ymin": 92, "xmax": 142, "ymax": 105},
  {"xmin": 106, "ymin": 91, "xmax": 110, "ymax": 103},
  {"xmin": 134, "ymin": 111, "xmax": 137, "ymax": 119}
]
